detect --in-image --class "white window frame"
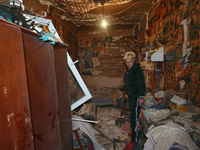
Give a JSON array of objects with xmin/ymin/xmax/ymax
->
[{"xmin": 67, "ymin": 52, "xmax": 92, "ymax": 110}]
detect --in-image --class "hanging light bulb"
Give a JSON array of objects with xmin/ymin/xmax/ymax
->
[
  {"xmin": 102, "ymin": 20, "xmax": 106, "ymax": 27},
  {"xmin": 101, "ymin": 1, "xmax": 106, "ymax": 27}
]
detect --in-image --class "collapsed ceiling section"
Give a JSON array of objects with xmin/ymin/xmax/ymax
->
[{"xmin": 35, "ymin": 0, "xmax": 156, "ymax": 27}]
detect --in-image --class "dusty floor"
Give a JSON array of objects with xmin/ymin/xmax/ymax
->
[
  {"xmin": 95, "ymin": 107, "xmax": 128, "ymax": 150},
  {"xmin": 94, "ymin": 106, "xmax": 146, "ymax": 150}
]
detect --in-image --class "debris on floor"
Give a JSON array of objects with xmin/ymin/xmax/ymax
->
[
  {"xmin": 95, "ymin": 107, "xmax": 131, "ymax": 150},
  {"xmin": 74, "ymin": 102, "xmax": 146, "ymax": 150}
]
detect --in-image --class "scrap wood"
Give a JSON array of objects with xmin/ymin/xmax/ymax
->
[
  {"xmin": 72, "ymin": 110, "xmax": 114, "ymax": 143},
  {"xmin": 72, "ymin": 118, "xmax": 99, "ymax": 124},
  {"xmin": 168, "ymin": 89, "xmax": 178, "ymax": 95}
]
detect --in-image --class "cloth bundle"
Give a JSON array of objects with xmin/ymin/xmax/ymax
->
[
  {"xmin": 144, "ymin": 122, "xmax": 199, "ymax": 150},
  {"xmin": 149, "ymin": 110, "xmax": 179, "ymax": 126}
]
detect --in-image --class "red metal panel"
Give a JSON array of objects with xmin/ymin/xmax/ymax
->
[
  {"xmin": 22, "ymin": 33, "xmax": 62, "ymax": 150},
  {"xmin": 0, "ymin": 22, "xmax": 34, "ymax": 150},
  {"xmin": 54, "ymin": 45, "xmax": 73, "ymax": 150}
]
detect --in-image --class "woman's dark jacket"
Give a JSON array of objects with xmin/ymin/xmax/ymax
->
[{"xmin": 123, "ymin": 63, "xmax": 146, "ymax": 101}]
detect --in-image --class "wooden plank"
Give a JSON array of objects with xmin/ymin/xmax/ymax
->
[
  {"xmin": 22, "ymin": 33, "xmax": 62, "ymax": 150},
  {"xmin": 0, "ymin": 22, "xmax": 34, "ymax": 150},
  {"xmin": 54, "ymin": 45, "xmax": 73, "ymax": 150}
]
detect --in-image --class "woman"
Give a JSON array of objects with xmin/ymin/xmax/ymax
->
[{"xmin": 123, "ymin": 52, "xmax": 146, "ymax": 148}]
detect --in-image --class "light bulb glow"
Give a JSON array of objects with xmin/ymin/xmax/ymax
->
[{"xmin": 102, "ymin": 20, "xmax": 106, "ymax": 27}]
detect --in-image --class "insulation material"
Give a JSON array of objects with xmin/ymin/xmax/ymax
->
[{"xmin": 151, "ymin": 47, "xmax": 164, "ymax": 61}]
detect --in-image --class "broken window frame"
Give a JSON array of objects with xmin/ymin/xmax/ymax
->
[{"xmin": 67, "ymin": 52, "xmax": 92, "ymax": 110}]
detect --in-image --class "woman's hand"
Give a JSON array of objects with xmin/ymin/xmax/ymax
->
[
  {"xmin": 139, "ymin": 99, "xmax": 145, "ymax": 106},
  {"xmin": 125, "ymin": 94, "xmax": 129, "ymax": 101}
]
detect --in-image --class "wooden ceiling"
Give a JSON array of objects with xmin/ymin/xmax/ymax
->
[{"xmin": 23, "ymin": 0, "xmax": 157, "ymax": 27}]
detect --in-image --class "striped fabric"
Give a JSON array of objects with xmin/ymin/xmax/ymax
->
[
  {"xmin": 169, "ymin": 142, "xmax": 189, "ymax": 150},
  {"xmin": 135, "ymin": 109, "xmax": 144, "ymax": 133}
]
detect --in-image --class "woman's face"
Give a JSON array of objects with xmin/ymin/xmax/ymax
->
[{"xmin": 126, "ymin": 58, "xmax": 134, "ymax": 69}]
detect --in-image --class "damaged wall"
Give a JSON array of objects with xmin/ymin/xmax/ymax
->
[
  {"xmin": 50, "ymin": 16, "xmax": 79, "ymax": 65},
  {"xmin": 139, "ymin": 0, "xmax": 200, "ymax": 109},
  {"xmin": 78, "ymin": 25, "xmax": 137, "ymax": 88}
]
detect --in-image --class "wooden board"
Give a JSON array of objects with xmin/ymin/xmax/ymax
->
[
  {"xmin": 54, "ymin": 44, "xmax": 73, "ymax": 150},
  {"xmin": 22, "ymin": 33, "xmax": 62, "ymax": 150},
  {"xmin": 0, "ymin": 21, "xmax": 34, "ymax": 150}
]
